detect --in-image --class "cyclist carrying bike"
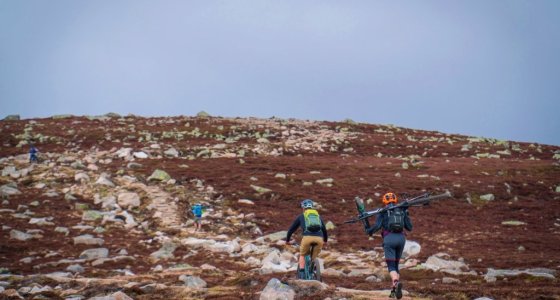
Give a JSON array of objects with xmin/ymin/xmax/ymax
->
[
  {"xmin": 366, "ymin": 192, "xmax": 413, "ymax": 299},
  {"xmin": 286, "ymin": 199, "xmax": 328, "ymax": 279}
]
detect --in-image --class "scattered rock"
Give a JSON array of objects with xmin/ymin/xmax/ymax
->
[
  {"xmin": 10, "ymin": 230, "xmax": 33, "ymax": 241},
  {"xmin": 259, "ymin": 278, "xmax": 295, "ymax": 300},
  {"xmin": 251, "ymin": 185, "xmax": 272, "ymax": 194},
  {"xmin": 402, "ymin": 240, "xmax": 421, "ymax": 259},
  {"xmin": 133, "ymin": 152, "xmax": 148, "ymax": 159},
  {"xmin": 66, "ymin": 264, "xmax": 85, "ymax": 273},
  {"xmin": 501, "ymin": 220, "xmax": 526, "ymax": 226},
  {"xmin": 325, "ymin": 221, "xmax": 335, "ymax": 230},
  {"xmin": 88, "ymin": 291, "xmax": 134, "ymax": 300},
  {"xmin": 73, "ymin": 234, "xmax": 104, "ymax": 246},
  {"xmin": 0, "ymin": 185, "xmax": 21, "ymax": 197},
  {"xmin": 442, "ymin": 277, "xmax": 461, "ymax": 284},
  {"xmin": 164, "ymin": 148, "xmax": 179, "ymax": 157},
  {"xmin": 179, "ymin": 275, "xmax": 207, "ymax": 289},
  {"xmin": 287, "ymin": 279, "xmax": 329, "ymax": 297},
  {"xmin": 262, "ymin": 231, "xmax": 287, "ymax": 243},
  {"xmin": 484, "ymin": 268, "xmax": 556, "ymax": 282},
  {"xmin": 79, "ymin": 248, "xmax": 109, "ymax": 260},
  {"xmin": 479, "ymin": 194, "xmax": 495, "ymax": 201},
  {"xmin": 95, "ymin": 176, "xmax": 115, "ymax": 187},
  {"xmin": 75, "ymin": 173, "xmax": 90, "ymax": 183},
  {"xmin": 149, "ymin": 242, "xmax": 177, "ymax": 262},
  {"xmin": 82, "ymin": 210, "xmax": 104, "ymax": 221},
  {"xmin": 117, "ymin": 192, "xmax": 141, "ymax": 209},
  {"xmin": 422, "ymin": 253, "xmax": 475, "ymax": 275},
  {"xmin": 238, "ymin": 199, "xmax": 255, "ymax": 205},
  {"xmin": 148, "ymin": 169, "xmax": 171, "ymax": 182}
]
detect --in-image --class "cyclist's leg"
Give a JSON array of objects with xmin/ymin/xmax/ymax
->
[
  {"xmin": 309, "ymin": 236, "xmax": 324, "ymax": 261},
  {"xmin": 300, "ymin": 236, "xmax": 312, "ymax": 269},
  {"xmin": 383, "ymin": 234, "xmax": 400, "ymax": 286}
]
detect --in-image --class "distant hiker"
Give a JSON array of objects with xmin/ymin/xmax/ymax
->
[
  {"xmin": 191, "ymin": 203, "xmax": 205, "ymax": 232},
  {"xmin": 29, "ymin": 144, "xmax": 39, "ymax": 163},
  {"xmin": 366, "ymin": 192, "xmax": 412, "ymax": 299},
  {"xmin": 286, "ymin": 199, "xmax": 328, "ymax": 279}
]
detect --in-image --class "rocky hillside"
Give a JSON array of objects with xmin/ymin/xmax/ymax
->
[{"xmin": 1, "ymin": 113, "xmax": 559, "ymax": 300}]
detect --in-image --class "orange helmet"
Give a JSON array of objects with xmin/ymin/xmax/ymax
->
[{"xmin": 382, "ymin": 192, "xmax": 398, "ymax": 205}]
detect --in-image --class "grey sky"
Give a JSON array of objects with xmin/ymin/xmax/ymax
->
[{"xmin": 1, "ymin": 1, "xmax": 559, "ymax": 145}]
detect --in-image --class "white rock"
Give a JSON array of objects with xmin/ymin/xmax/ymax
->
[
  {"xmin": 88, "ymin": 291, "xmax": 134, "ymax": 300},
  {"xmin": 74, "ymin": 173, "xmax": 90, "ymax": 183},
  {"xmin": 79, "ymin": 248, "xmax": 109, "ymax": 260},
  {"xmin": 164, "ymin": 148, "xmax": 179, "ymax": 157},
  {"xmin": 73, "ymin": 234, "xmax": 104, "ymax": 246},
  {"xmin": 402, "ymin": 240, "xmax": 421, "ymax": 259},
  {"xmin": 179, "ymin": 275, "xmax": 207, "ymax": 289},
  {"xmin": 480, "ymin": 194, "xmax": 495, "ymax": 201},
  {"xmin": 259, "ymin": 278, "xmax": 295, "ymax": 300},
  {"xmin": 117, "ymin": 192, "xmax": 141, "ymax": 209},
  {"xmin": 133, "ymin": 152, "xmax": 148, "ymax": 159},
  {"xmin": 238, "ymin": 199, "xmax": 255, "ymax": 205},
  {"xmin": 10, "ymin": 230, "xmax": 33, "ymax": 241},
  {"xmin": 95, "ymin": 176, "xmax": 114, "ymax": 187}
]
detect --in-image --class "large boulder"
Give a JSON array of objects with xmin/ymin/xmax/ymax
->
[
  {"xmin": 117, "ymin": 192, "xmax": 141, "ymax": 209},
  {"xmin": 148, "ymin": 169, "xmax": 171, "ymax": 182},
  {"xmin": 259, "ymin": 278, "xmax": 295, "ymax": 300}
]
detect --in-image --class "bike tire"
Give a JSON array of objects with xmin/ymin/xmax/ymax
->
[{"xmin": 313, "ymin": 258, "xmax": 321, "ymax": 282}]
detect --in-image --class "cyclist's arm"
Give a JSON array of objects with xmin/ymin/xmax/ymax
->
[
  {"xmin": 367, "ymin": 214, "xmax": 384, "ymax": 235},
  {"xmin": 404, "ymin": 210, "xmax": 413, "ymax": 231},
  {"xmin": 286, "ymin": 215, "xmax": 301, "ymax": 243},
  {"xmin": 320, "ymin": 217, "xmax": 328, "ymax": 242}
]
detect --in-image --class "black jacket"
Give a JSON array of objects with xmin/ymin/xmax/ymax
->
[{"xmin": 286, "ymin": 213, "xmax": 328, "ymax": 243}]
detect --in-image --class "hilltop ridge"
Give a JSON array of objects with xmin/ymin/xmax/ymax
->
[{"xmin": 0, "ymin": 114, "xmax": 559, "ymax": 299}]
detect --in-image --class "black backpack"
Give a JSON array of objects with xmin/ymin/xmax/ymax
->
[{"xmin": 386, "ymin": 208, "xmax": 405, "ymax": 232}]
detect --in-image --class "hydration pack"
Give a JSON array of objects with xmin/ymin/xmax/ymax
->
[
  {"xmin": 387, "ymin": 208, "xmax": 405, "ymax": 232},
  {"xmin": 303, "ymin": 209, "xmax": 322, "ymax": 233}
]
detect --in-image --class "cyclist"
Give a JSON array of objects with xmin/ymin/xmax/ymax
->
[
  {"xmin": 286, "ymin": 199, "xmax": 328, "ymax": 279},
  {"xmin": 191, "ymin": 203, "xmax": 204, "ymax": 232},
  {"xmin": 366, "ymin": 192, "xmax": 412, "ymax": 299}
]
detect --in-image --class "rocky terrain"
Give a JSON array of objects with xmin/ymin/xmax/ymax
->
[{"xmin": 0, "ymin": 113, "xmax": 559, "ymax": 300}]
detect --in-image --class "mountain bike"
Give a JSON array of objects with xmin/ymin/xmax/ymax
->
[{"xmin": 293, "ymin": 242, "xmax": 321, "ymax": 281}]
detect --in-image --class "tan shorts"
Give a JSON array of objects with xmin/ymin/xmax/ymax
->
[{"xmin": 300, "ymin": 236, "xmax": 324, "ymax": 260}]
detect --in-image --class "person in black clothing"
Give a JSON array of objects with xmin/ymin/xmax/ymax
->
[
  {"xmin": 286, "ymin": 199, "xmax": 328, "ymax": 279},
  {"xmin": 366, "ymin": 192, "xmax": 412, "ymax": 299}
]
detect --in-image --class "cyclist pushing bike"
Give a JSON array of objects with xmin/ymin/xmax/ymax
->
[{"xmin": 286, "ymin": 199, "xmax": 328, "ymax": 279}]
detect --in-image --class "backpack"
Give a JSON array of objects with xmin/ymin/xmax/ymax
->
[
  {"xmin": 303, "ymin": 209, "xmax": 322, "ymax": 233},
  {"xmin": 386, "ymin": 208, "xmax": 405, "ymax": 232}
]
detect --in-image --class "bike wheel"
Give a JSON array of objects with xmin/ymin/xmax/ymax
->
[{"xmin": 313, "ymin": 258, "xmax": 321, "ymax": 282}]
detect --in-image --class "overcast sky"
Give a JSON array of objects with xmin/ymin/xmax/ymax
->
[{"xmin": 1, "ymin": 1, "xmax": 559, "ymax": 145}]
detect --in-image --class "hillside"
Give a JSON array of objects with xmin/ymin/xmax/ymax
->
[{"xmin": 1, "ymin": 113, "xmax": 559, "ymax": 299}]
